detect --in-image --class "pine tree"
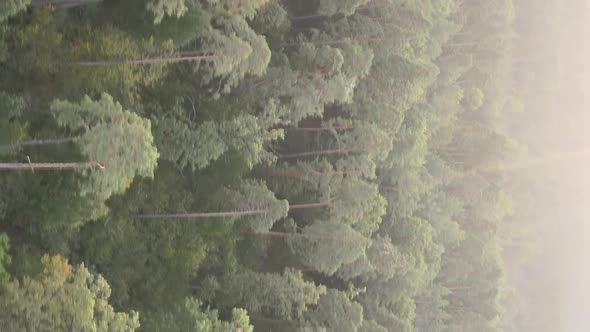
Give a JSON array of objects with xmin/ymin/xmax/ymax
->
[{"xmin": 1, "ymin": 94, "xmax": 159, "ymax": 203}]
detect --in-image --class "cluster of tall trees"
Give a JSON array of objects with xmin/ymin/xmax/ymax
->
[{"xmin": 0, "ymin": 0, "xmax": 530, "ymax": 330}]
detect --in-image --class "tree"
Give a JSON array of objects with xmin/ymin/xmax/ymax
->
[
  {"xmin": 202, "ymin": 0, "xmax": 269, "ymax": 19},
  {"xmin": 1, "ymin": 94, "xmax": 159, "ymax": 201},
  {"xmin": 139, "ymin": 179, "xmax": 289, "ymax": 234},
  {"xmin": 75, "ymin": 163, "xmax": 239, "ymax": 311},
  {"xmin": 414, "ymin": 284, "xmax": 451, "ymax": 332},
  {"xmin": 141, "ymin": 297, "xmax": 253, "ymax": 332},
  {"xmin": 268, "ymin": 154, "xmax": 377, "ymax": 181},
  {"xmin": 73, "ymin": 21, "xmax": 270, "ymax": 96},
  {"xmin": 206, "ymin": 16, "xmax": 272, "ymax": 94},
  {"xmin": 153, "ymin": 108, "xmax": 282, "ymax": 170},
  {"xmin": 278, "ymin": 121, "xmax": 392, "ymax": 161},
  {"xmin": 146, "ymin": 0, "xmax": 188, "ymax": 23},
  {"xmin": 300, "ymin": 289, "xmax": 364, "ymax": 331},
  {"xmin": 317, "ymin": 0, "xmax": 371, "ymax": 17},
  {"xmin": 359, "ymin": 294, "xmax": 417, "ymax": 332},
  {"xmin": 0, "ymin": 255, "xmax": 140, "ymax": 331},
  {"xmin": 250, "ymin": 0, "xmax": 290, "ymax": 43},
  {"xmin": 213, "ymin": 268, "xmax": 326, "ymax": 320},
  {"xmin": 337, "ymin": 235, "xmax": 409, "ymax": 281},
  {"xmin": 358, "ymin": 319, "xmax": 388, "ymax": 332},
  {"xmin": 250, "ymin": 40, "xmax": 372, "ymax": 124},
  {"xmin": 268, "ymin": 161, "xmax": 386, "ymax": 237},
  {"xmin": 463, "ymin": 87, "xmax": 485, "ymax": 110},
  {"xmin": 287, "ymin": 221, "xmax": 370, "ymax": 275},
  {"xmin": 63, "ymin": 24, "xmax": 168, "ymax": 105},
  {"xmin": 0, "ymin": 0, "xmax": 29, "ymax": 23},
  {"xmin": 0, "ymin": 92, "xmax": 28, "ymax": 156},
  {"xmin": 30, "ymin": 0, "xmax": 101, "ymax": 9},
  {"xmin": 50, "ymin": 94, "xmax": 159, "ymax": 200},
  {"xmin": 0, "ymin": 233, "xmax": 10, "ymax": 286}
]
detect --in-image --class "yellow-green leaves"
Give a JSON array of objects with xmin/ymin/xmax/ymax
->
[{"xmin": 0, "ymin": 255, "xmax": 140, "ymax": 331}]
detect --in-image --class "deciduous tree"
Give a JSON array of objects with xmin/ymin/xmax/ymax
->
[{"xmin": 0, "ymin": 255, "xmax": 140, "ymax": 331}]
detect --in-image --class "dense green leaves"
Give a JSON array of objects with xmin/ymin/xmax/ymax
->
[
  {"xmin": 0, "ymin": 0, "xmax": 29, "ymax": 23},
  {"xmin": 0, "ymin": 255, "xmax": 139, "ymax": 331},
  {"xmin": 141, "ymin": 298, "xmax": 253, "ymax": 332},
  {"xmin": 0, "ymin": 233, "xmax": 10, "ymax": 286},
  {"xmin": 0, "ymin": 0, "xmax": 530, "ymax": 331},
  {"xmin": 51, "ymin": 93, "xmax": 159, "ymax": 200}
]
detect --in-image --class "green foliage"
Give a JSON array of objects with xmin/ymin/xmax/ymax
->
[
  {"xmin": 0, "ymin": 0, "xmax": 527, "ymax": 331},
  {"xmin": 463, "ymin": 87, "xmax": 485, "ymax": 110},
  {"xmin": 154, "ymin": 111, "xmax": 282, "ymax": 170},
  {"xmin": 63, "ymin": 25, "xmax": 168, "ymax": 104},
  {"xmin": 50, "ymin": 93, "xmax": 159, "ymax": 200},
  {"xmin": 288, "ymin": 221, "xmax": 369, "ymax": 275},
  {"xmin": 0, "ymin": 233, "xmax": 11, "ymax": 286},
  {"xmin": 216, "ymin": 179, "xmax": 289, "ymax": 233},
  {"xmin": 0, "ymin": 92, "xmax": 28, "ymax": 156},
  {"xmin": 99, "ymin": 0, "xmax": 209, "ymax": 47},
  {"xmin": 300, "ymin": 289, "xmax": 364, "ymax": 331},
  {"xmin": 250, "ymin": 0, "xmax": 290, "ymax": 42},
  {"xmin": 194, "ymin": 21, "xmax": 271, "ymax": 95},
  {"xmin": 213, "ymin": 268, "xmax": 327, "ymax": 320},
  {"xmin": 146, "ymin": 0, "xmax": 189, "ymax": 23},
  {"xmin": 0, "ymin": 255, "xmax": 140, "ymax": 331},
  {"xmin": 0, "ymin": 0, "xmax": 30, "ymax": 23},
  {"xmin": 8, "ymin": 7, "xmax": 64, "ymax": 78},
  {"xmin": 76, "ymin": 162, "xmax": 236, "ymax": 310},
  {"xmin": 317, "ymin": 0, "xmax": 370, "ymax": 17},
  {"xmin": 141, "ymin": 297, "xmax": 253, "ymax": 332},
  {"xmin": 203, "ymin": 0, "xmax": 269, "ymax": 19}
]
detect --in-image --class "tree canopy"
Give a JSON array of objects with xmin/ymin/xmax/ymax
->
[{"xmin": 0, "ymin": 0, "xmax": 551, "ymax": 330}]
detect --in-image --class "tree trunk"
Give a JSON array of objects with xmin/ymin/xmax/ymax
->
[
  {"xmin": 289, "ymin": 201, "xmax": 333, "ymax": 209},
  {"xmin": 281, "ymin": 35, "xmax": 383, "ymax": 48},
  {"xmin": 137, "ymin": 201, "xmax": 332, "ymax": 220},
  {"xmin": 0, "ymin": 161, "xmax": 104, "ymax": 170},
  {"xmin": 137, "ymin": 209, "xmax": 268, "ymax": 220},
  {"xmin": 31, "ymin": 0, "xmax": 100, "ymax": 9},
  {"xmin": 380, "ymin": 184, "xmax": 398, "ymax": 191},
  {"xmin": 279, "ymin": 148, "xmax": 351, "ymax": 159},
  {"xmin": 0, "ymin": 137, "xmax": 75, "ymax": 150},
  {"xmin": 72, "ymin": 54, "xmax": 215, "ymax": 66},
  {"xmin": 266, "ymin": 231, "xmax": 291, "ymax": 237},
  {"xmin": 289, "ymin": 0, "xmax": 392, "ymax": 21},
  {"xmin": 267, "ymin": 168, "xmax": 348, "ymax": 179},
  {"xmin": 290, "ymin": 125, "xmax": 353, "ymax": 132}
]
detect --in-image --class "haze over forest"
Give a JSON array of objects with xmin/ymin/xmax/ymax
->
[{"xmin": 0, "ymin": 0, "xmax": 588, "ymax": 331}]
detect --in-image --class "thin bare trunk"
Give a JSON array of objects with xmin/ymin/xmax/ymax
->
[
  {"xmin": 0, "ymin": 161, "xmax": 104, "ymax": 170},
  {"xmin": 31, "ymin": 0, "xmax": 100, "ymax": 8},
  {"xmin": 279, "ymin": 148, "xmax": 350, "ymax": 159},
  {"xmin": 268, "ymin": 169, "xmax": 351, "ymax": 179},
  {"xmin": 380, "ymin": 184, "xmax": 398, "ymax": 191},
  {"xmin": 291, "ymin": 125, "xmax": 353, "ymax": 132},
  {"xmin": 72, "ymin": 55, "xmax": 215, "ymax": 66},
  {"xmin": 281, "ymin": 35, "xmax": 383, "ymax": 48},
  {"xmin": 289, "ymin": 201, "xmax": 333, "ymax": 210},
  {"xmin": 137, "ymin": 209, "xmax": 268, "ymax": 220},
  {"xmin": 266, "ymin": 231, "xmax": 291, "ymax": 237},
  {"xmin": 289, "ymin": 13, "xmax": 327, "ymax": 21},
  {"xmin": 0, "ymin": 137, "xmax": 75, "ymax": 150},
  {"xmin": 289, "ymin": 0, "xmax": 392, "ymax": 21},
  {"xmin": 137, "ymin": 201, "xmax": 332, "ymax": 220}
]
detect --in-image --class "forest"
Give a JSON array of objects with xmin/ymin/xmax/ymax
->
[{"xmin": 0, "ymin": 0, "xmax": 573, "ymax": 331}]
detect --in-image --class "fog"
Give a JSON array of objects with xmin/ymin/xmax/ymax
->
[{"xmin": 506, "ymin": 1, "xmax": 590, "ymax": 330}]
